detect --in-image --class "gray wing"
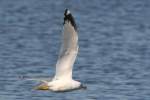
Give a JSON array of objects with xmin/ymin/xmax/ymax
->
[{"xmin": 54, "ymin": 10, "xmax": 78, "ymax": 79}]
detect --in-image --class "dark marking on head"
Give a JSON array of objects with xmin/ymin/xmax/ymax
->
[{"xmin": 64, "ymin": 9, "xmax": 77, "ymax": 31}]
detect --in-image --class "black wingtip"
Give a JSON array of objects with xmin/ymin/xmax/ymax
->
[
  {"xmin": 64, "ymin": 9, "xmax": 70, "ymax": 16},
  {"xmin": 64, "ymin": 9, "xmax": 77, "ymax": 31}
]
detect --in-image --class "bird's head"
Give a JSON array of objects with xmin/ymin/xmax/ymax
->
[{"xmin": 34, "ymin": 82, "xmax": 49, "ymax": 90}]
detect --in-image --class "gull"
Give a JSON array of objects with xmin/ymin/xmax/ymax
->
[{"xmin": 35, "ymin": 9, "xmax": 86, "ymax": 92}]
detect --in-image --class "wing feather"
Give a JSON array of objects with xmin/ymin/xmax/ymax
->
[{"xmin": 54, "ymin": 15, "xmax": 78, "ymax": 80}]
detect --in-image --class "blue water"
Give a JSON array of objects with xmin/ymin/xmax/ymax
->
[{"xmin": 0, "ymin": 0, "xmax": 150, "ymax": 100}]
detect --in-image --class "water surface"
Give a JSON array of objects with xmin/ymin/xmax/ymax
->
[{"xmin": 0, "ymin": 0, "xmax": 150, "ymax": 100}]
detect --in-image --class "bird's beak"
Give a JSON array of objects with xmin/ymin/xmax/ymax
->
[{"xmin": 34, "ymin": 83, "xmax": 49, "ymax": 90}]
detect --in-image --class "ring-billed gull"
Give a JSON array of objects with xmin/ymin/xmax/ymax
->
[{"xmin": 35, "ymin": 9, "xmax": 86, "ymax": 92}]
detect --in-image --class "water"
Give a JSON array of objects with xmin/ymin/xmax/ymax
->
[{"xmin": 0, "ymin": 0, "xmax": 150, "ymax": 100}]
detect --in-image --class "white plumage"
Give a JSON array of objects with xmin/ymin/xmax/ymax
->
[
  {"xmin": 35, "ymin": 9, "xmax": 86, "ymax": 91},
  {"xmin": 54, "ymin": 19, "xmax": 78, "ymax": 80}
]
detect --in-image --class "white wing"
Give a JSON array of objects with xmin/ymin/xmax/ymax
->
[{"xmin": 54, "ymin": 10, "xmax": 78, "ymax": 80}]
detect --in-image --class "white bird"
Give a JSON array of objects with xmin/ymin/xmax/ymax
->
[{"xmin": 35, "ymin": 9, "xmax": 86, "ymax": 92}]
